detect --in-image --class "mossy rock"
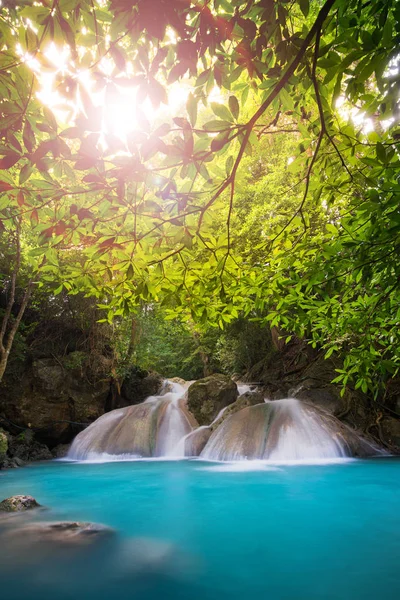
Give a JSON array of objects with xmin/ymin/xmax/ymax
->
[
  {"xmin": 0, "ymin": 495, "xmax": 40, "ymax": 512},
  {"xmin": 0, "ymin": 428, "xmax": 8, "ymax": 457},
  {"xmin": 187, "ymin": 374, "xmax": 238, "ymax": 425}
]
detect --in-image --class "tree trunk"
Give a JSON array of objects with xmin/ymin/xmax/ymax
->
[
  {"xmin": 0, "ymin": 281, "xmax": 33, "ymax": 384},
  {"xmin": 0, "ymin": 221, "xmax": 34, "ymax": 384}
]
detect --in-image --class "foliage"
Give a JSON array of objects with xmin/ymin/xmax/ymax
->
[
  {"xmin": 0, "ymin": 0, "xmax": 399, "ymax": 395},
  {"xmin": 125, "ymin": 308, "xmax": 208, "ymax": 380}
]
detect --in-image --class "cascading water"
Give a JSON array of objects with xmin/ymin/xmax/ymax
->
[
  {"xmin": 67, "ymin": 378, "xmax": 382, "ymax": 462},
  {"xmin": 67, "ymin": 381, "xmax": 195, "ymax": 460},
  {"xmin": 200, "ymin": 398, "xmax": 381, "ymax": 462}
]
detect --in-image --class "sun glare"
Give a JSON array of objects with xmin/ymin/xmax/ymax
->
[{"xmin": 22, "ymin": 40, "xmax": 192, "ymax": 150}]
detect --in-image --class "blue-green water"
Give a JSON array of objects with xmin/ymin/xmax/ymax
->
[{"xmin": 1, "ymin": 458, "xmax": 399, "ymax": 599}]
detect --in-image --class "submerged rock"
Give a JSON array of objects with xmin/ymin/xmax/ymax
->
[
  {"xmin": 6, "ymin": 521, "xmax": 114, "ymax": 546},
  {"xmin": 0, "ymin": 495, "xmax": 40, "ymax": 512},
  {"xmin": 187, "ymin": 374, "xmax": 238, "ymax": 425}
]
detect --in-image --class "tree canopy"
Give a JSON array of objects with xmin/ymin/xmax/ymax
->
[{"xmin": 1, "ymin": 0, "xmax": 400, "ymax": 394}]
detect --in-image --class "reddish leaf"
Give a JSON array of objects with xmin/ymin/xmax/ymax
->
[
  {"xmin": 42, "ymin": 226, "xmax": 54, "ymax": 238},
  {"xmin": 74, "ymin": 157, "xmax": 97, "ymax": 170},
  {"xmin": 0, "ymin": 181, "xmax": 13, "ymax": 192},
  {"xmin": 110, "ymin": 45, "xmax": 126, "ymax": 71},
  {"xmin": 77, "ymin": 208, "xmax": 93, "ymax": 221},
  {"xmin": 99, "ymin": 237, "xmax": 115, "ymax": 249},
  {"xmin": 55, "ymin": 221, "xmax": 66, "ymax": 235},
  {"xmin": 23, "ymin": 120, "xmax": 36, "ymax": 153},
  {"xmin": 30, "ymin": 209, "xmax": 39, "ymax": 225},
  {"xmin": 17, "ymin": 191, "xmax": 25, "ymax": 206},
  {"xmin": 82, "ymin": 174, "xmax": 104, "ymax": 183},
  {"xmin": 60, "ymin": 127, "xmax": 80, "ymax": 138},
  {"xmin": 0, "ymin": 153, "xmax": 20, "ymax": 169}
]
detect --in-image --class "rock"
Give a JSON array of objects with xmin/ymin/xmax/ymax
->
[
  {"xmin": 0, "ymin": 428, "xmax": 8, "ymax": 468},
  {"xmin": 201, "ymin": 399, "xmax": 383, "ymax": 461},
  {"xmin": 0, "ymin": 521, "xmax": 115, "ymax": 567},
  {"xmin": 7, "ymin": 521, "xmax": 114, "ymax": 545},
  {"xmin": 169, "ymin": 377, "xmax": 186, "ymax": 386},
  {"xmin": 0, "ymin": 355, "xmax": 111, "ymax": 446},
  {"xmin": 290, "ymin": 382, "xmax": 345, "ymax": 415},
  {"xmin": 210, "ymin": 391, "xmax": 265, "ymax": 432},
  {"xmin": 52, "ymin": 443, "xmax": 70, "ymax": 458},
  {"xmin": 380, "ymin": 417, "xmax": 400, "ymax": 449},
  {"xmin": 184, "ymin": 427, "xmax": 212, "ymax": 456},
  {"xmin": 8, "ymin": 430, "xmax": 52, "ymax": 462},
  {"xmin": 0, "ymin": 495, "xmax": 40, "ymax": 512},
  {"xmin": 119, "ymin": 367, "xmax": 163, "ymax": 407},
  {"xmin": 187, "ymin": 374, "xmax": 239, "ymax": 425}
]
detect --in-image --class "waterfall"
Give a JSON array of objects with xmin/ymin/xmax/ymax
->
[
  {"xmin": 67, "ymin": 379, "xmax": 383, "ymax": 462},
  {"xmin": 200, "ymin": 398, "xmax": 381, "ymax": 462},
  {"xmin": 67, "ymin": 381, "xmax": 195, "ymax": 460}
]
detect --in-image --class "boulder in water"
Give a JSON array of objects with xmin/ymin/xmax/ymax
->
[
  {"xmin": 119, "ymin": 367, "xmax": 163, "ymax": 407},
  {"xmin": 8, "ymin": 429, "xmax": 52, "ymax": 462},
  {"xmin": 187, "ymin": 374, "xmax": 238, "ymax": 425},
  {"xmin": 52, "ymin": 443, "xmax": 70, "ymax": 458},
  {"xmin": 210, "ymin": 391, "xmax": 265, "ymax": 432},
  {"xmin": 0, "ymin": 495, "xmax": 40, "ymax": 512},
  {"xmin": 184, "ymin": 427, "xmax": 212, "ymax": 456}
]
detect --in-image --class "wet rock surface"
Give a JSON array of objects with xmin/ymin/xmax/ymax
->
[
  {"xmin": 184, "ymin": 427, "xmax": 212, "ymax": 457},
  {"xmin": 0, "ymin": 495, "xmax": 40, "ymax": 512},
  {"xmin": 8, "ymin": 429, "xmax": 52, "ymax": 462},
  {"xmin": 187, "ymin": 374, "xmax": 238, "ymax": 425}
]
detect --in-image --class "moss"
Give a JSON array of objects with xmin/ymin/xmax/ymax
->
[
  {"xmin": 187, "ymin": 374, "xmax": 238, "ymax": 425},
  {"xmin": 0, "ymin": 495, "xmax": 40, "ymax": 512},
  {"xmin": 0, "ymin": 429, "xmax": 8, "ymax": 457}
]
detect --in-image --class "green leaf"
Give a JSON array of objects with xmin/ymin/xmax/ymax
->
[
  {"xmin": 186, "ymin": 93, "xmax": 197, "ymax": 127},
  {"xmin": 299, "ymin": 0, "xmax": 309, "ymax": 17},
  {"xmin": 228, "ymin": 96, "xmax": 239, "ymax": 120},
  {"xmin": 211, "ymin": 103, "xmax": 234, "ymax": 122}
]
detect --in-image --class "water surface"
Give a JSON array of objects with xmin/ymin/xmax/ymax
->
[{"xmin": 0, "ymin": 458, "xmax": 399, "ymax": 599}]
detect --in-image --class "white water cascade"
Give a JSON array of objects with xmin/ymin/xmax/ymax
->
[
  {"xmin": 67, "ymin": 380, "xmax": 382, "ymax": 462},
  {"xmin": 200, "ymin": 398, "xmax": 380, "ymax": 462},
  {"xmin": 67, "ymin": 381, "xmax": 195, "ymax": 460}
]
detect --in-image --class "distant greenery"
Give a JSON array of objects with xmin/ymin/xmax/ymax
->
[{"xmin": 0, "ymin": 0, "xmax": 400, "ymax": 397}]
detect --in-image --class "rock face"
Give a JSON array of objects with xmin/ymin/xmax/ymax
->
[
  {"xmin": 8, "ymin": 429, "xmax": 52, "ymax": 462},
  {"xmin": 0, "ymin": 354, "xmax": 111, "ymax": 446},
  {"xmin": 0, "ymin": 429, "xmax": 7, "ymax": 468},
  {"xmin": 184, "ymin": 427, "xmax": 212, "ymax": 456},
  {"xmin": 380, "ymin": 417, "xmax": 400, "ymax": 448},
  {"xmin": 187, "ymin": 374, "xmax": 238, "ymax": 425},
  {"xmin": 0, "ymin": 495, "xmax": 40, "ymax": 512},
  {"xmin": 52, "ymin": 443, "xmax": 70, "ymax": 458},
  {"xmin": 118, "ymin": 367, "xmax": 164, "ymax": 407},
  {"xmin": 210, "ymin": 391, "xmax": 265, "ymax": 431}
]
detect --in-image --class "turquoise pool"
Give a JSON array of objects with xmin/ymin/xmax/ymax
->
[{"xmin": 0, "ymin": 458, "xmax": 399, "ymax": 599}]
